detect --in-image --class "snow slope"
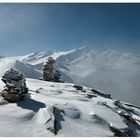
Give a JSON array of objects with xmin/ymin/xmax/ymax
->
[
  {"xmin": 56, "ymin": 48, "xmax": 140, "ymax": 106},
  {"xmin": 0, "ymin": 47, "xmax": 140, "ymax": 106},
  {"xmin": 0, "ymin": 78, "xmax": 140, "ymax": 137}
]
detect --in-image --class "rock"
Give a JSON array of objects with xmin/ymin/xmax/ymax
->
[
  {"xmin": 86, "ymin": 94, "xmax": 97, "ymax": 99},
  {"xmin": 73, "ymin": 85, "xmax": 86, "ymax": 92},
  {"xmin": 0, "ymin": 96, "xmax": 9, "ymax": 105},
  {"xmin": 2, "ymin": 91, "xmax": 22, "ymax": 103},
  {"xmin": 1, "ymin": 69, "xmax": 29, "ymax": 103},
  {"xmin": 109, "ymin": 124, "xmax": 128, "ymax": 137},
  {"xmin": 91, "ymin": 89, "xmax": 111, "ymax": 98},
  {"xmin": 47, "ymin": 106, "xmax": 64, "ymax": 135}
]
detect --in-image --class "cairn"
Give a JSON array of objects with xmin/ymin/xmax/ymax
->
[
  {"xmin": 43, "ymin": 57, "xmax": 61, "ymax": 82},
  {"xmin": 1, "ymin": 68, "xmax": 28, "ymax": 102},
  {"xmin": 43, "ymin": 57, "xmax": 56, "ymax": 81}
]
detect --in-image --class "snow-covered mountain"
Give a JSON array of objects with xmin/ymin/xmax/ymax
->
[
  {"xmin": 0, "ymin": 78, "xmax": 140, "ymax": 137},
  {"xmin": 0, "ymin": 47, "xmax": 140, "ymax": 106}
]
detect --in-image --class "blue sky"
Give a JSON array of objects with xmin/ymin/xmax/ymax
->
[{"xmin": 0, "ymin": 3, "xmax": 140, "ymax": 56}]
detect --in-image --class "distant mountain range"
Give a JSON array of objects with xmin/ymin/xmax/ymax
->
[{"xmin": 0, "ymin": 47, "xmax": 140, "ymax": 106}]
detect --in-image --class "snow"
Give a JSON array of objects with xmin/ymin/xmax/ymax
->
[
  {"xmin": 22, "ymin": 50, "xmax": 75, "ymax": 65},
  {"xmin": 0, "ymin": 47, "xmax": 140, "ymax": 106},
  {"xmin": 55, "ymin": 48, "xmax": 140, "ymax": 106},
  {"xmin": 0, "ymin": 78, "xmax": 140, "ymax": 137}
]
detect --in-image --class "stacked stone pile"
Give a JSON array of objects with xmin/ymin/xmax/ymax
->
[{"xmin": 1, "ymin": 69, "xmax": 28, "ymax": 102}]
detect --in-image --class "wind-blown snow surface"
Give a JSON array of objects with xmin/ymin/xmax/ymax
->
[
  {"xmin": 0, "ymin": 48, "xmax": 140, "ymax": 106},
  {"xmin": 0, "ymin": 78, "xmax": 140, "ymax": 137}
]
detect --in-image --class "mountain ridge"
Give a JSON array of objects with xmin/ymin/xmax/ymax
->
[{"xmin": 0, "ymin": 47, "xmax": 139, "ymax": 106}]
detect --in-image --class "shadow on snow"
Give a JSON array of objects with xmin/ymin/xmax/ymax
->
[{"xmin": 16, "ymin": 98, "xmax": 46, "ymax": 112}]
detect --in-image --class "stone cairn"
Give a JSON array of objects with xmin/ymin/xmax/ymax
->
[
  {"xmin": 43, "ymin": 57, "xmax": 61, "ymax": 82},
  {"xmin": 43, "ymin": 57, "xmax": 56, "ymax": 82},
  {"xmin": 1, "ymin": 68, "xmax": 28, "ymax": 103}
]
